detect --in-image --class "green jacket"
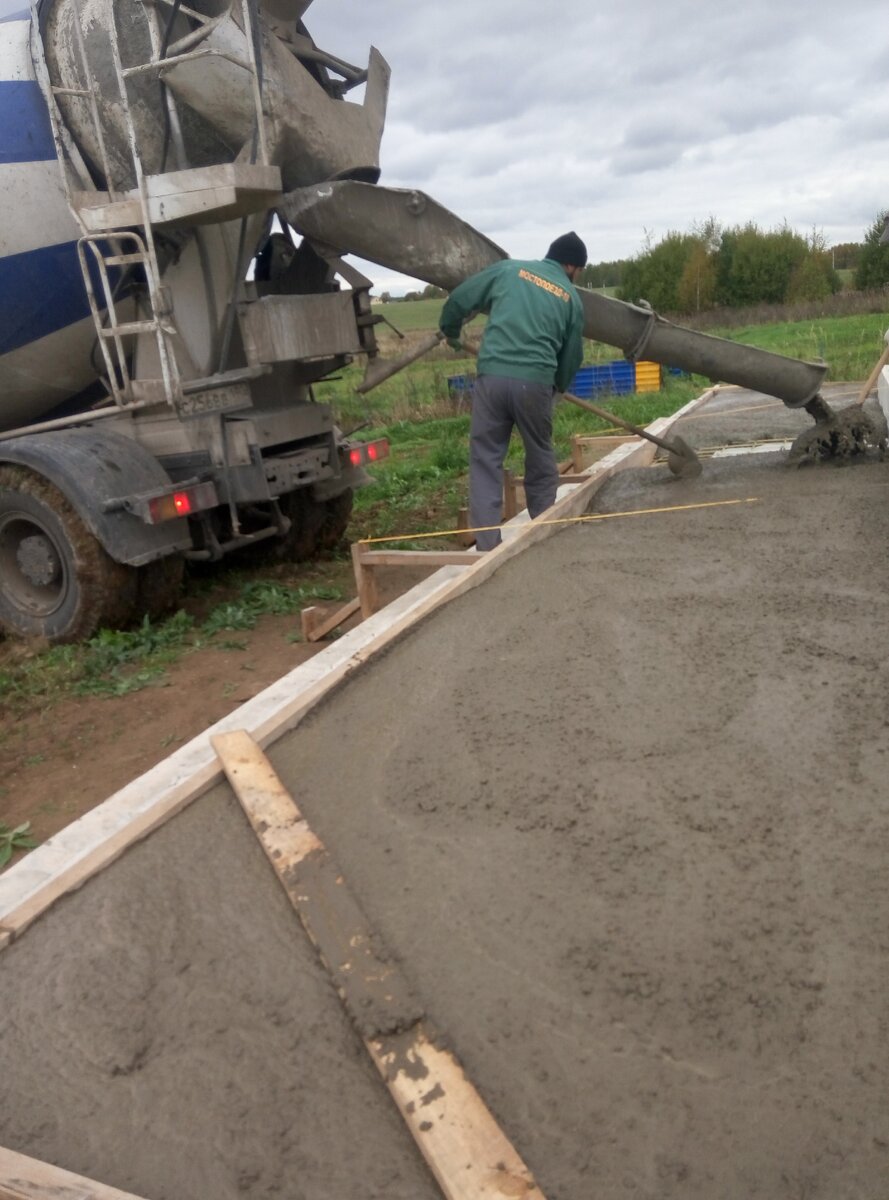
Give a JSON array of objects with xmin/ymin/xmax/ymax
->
[{"xmin": 439, "ymin": 258, "xmax": 584, "ymax": 393}]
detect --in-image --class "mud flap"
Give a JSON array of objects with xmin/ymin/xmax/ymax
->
[{"xmin": 0, "ymin": 426, "xmax": 192, "ymax": 566}]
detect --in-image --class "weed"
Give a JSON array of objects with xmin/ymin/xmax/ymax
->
[
  {"xmin": 71, "ymin": 611, "xmax": 195, "ymax": 697},
  {"xmin": 203, "ymin": 581, "xmax": 342, "ymax": 636},
  {"xmin": 0, "ymin": 821, "xmax": 37, "ymax": 868},
  {"xmin": 202, "ymin": 603, "xmax": 257, "ymax": 636}
]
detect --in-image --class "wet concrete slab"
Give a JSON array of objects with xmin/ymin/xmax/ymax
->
[{"xmin": 2, "ymin": 390, "xmax": 889, "ymax": 1199}]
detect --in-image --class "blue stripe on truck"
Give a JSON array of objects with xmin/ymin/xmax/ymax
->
[
  {"xmin": 0, "ymin": 79, "xmax": 57, "ymax": 163},
  {"xmin": 0, "ymin": 239, "xmax": 92, "ymax": 355}
]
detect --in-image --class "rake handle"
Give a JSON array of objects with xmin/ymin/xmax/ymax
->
[{"xmin": 560, "ymin": 390, "xmax": 679, "ymax": 456}]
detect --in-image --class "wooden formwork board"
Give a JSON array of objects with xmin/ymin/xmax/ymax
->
[
  {"xmin": 0, "ymin": 1146, "xmax": 152, "ymax": 1200},
  {"xmin": 0, "ymin": 387, "xmax": 717, "ymax": 945}
]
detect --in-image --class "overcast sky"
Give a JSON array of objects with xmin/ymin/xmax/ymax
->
[
  {"xmin": 8, "ymin": 0, "xmax": 888, "ymax": 295},
  {"xmin": 305, "ymin": 0, "xmax": 889, "ymax": 293}
]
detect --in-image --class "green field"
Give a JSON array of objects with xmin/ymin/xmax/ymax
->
[
  {"xmin": 711, "ymin": 313, "xmax": 888, "ymax": 380},
  {"xmin": 373, "ymin": 297, "xmax": 446, "ymax": 331}
]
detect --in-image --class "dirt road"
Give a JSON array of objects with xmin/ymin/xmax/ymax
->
[{"xmin": 2, "ymin": 387, "xmax": 889, "ymax": 1198}]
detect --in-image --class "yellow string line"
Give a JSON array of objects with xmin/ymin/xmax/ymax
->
[{"xmin": 357, "ymin": 497, "xmax": 759, "ymax": 546}]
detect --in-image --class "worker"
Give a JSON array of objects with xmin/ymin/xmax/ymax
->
[{"xmin": 439, "ymin": 232, "xmax": 587, "ymax": 551}]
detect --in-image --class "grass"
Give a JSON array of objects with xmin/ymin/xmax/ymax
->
[
  {"xmin": 373, "ymin": 297, "xmax": 446, "ymax": 331},
  {"xmin": 704, "ymin": 313, "xmax": 888, "ymax": 381},
  {"xmin": 0, "ymin": 576, "xmax": 345, "ymax": 711},
  {"xmin": 0, "ymin": 821, "xmax": 37, "ymax": 867}
]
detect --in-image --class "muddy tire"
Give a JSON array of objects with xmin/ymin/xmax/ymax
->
[
  {"xmin": 247, "ymin": 489, "xmax": 326, "ymax": 563},
  {"xmin": 0, "ymin": 466, "xmax": 136, "ymax": 643},
  {"xmin": 135, "ymin": 555, "xmax": 185, "ymax": 621},
  {"xmin": 317, "ymin": 489, "xmax": 353, "ymax": 550}
]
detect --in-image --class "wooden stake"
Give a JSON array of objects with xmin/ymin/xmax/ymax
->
[
  {"xmin": 211, "ymin": 730, "xmax": 544, "ymax": 1200},
  {"xmin": 455, "ymin": 507, "xmax": 475, "ymax": 548},
  {"xmin": 0, "ymin": 1146, "xmax": 152, "ymax": 1200},
  {"xmin": 351, "ymin": 540, "xmax": 380, "ymax": 619},
  {"xmin": 300, "ymin": 597, "xmax": 361, "ymax": 643},
  {"xmin": 856, "ymin": 343, "xmax": 889, "ymax": 405}
]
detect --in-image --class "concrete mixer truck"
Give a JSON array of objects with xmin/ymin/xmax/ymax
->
[{"xmin": 0, "ymin": 0, "xmax": 831, "ymax": 643}]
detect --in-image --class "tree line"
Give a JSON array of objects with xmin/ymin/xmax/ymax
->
[
  {"xmin": 581, "ymin": 212, "xmax": 889, "ymax": 316},
  {"xmin": 375, "ymin": 212, "xmax": 889, "ymax": 313}
]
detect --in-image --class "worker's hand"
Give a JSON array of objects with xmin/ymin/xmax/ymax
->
[{"xmin": 445, "ymin": 336, "xmax": 463, "ymax": 353}]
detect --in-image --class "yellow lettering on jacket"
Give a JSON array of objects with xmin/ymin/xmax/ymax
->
[{"xmin": 518, "ymin": 268, "xmax": 570, "ymax": 302}]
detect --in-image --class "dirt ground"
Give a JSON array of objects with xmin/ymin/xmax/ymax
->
[
  {"xmin": 2, "ymin": 386, "xmax": 889, "ymax": 1199},
  {"xmin": 0, "ymin": 562, "xmax": 434, "ymax": 848}
]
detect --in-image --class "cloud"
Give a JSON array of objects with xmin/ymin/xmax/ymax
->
[{"xmin": 6, "ymin": 0, "xmax": 887, "ymax": 295}]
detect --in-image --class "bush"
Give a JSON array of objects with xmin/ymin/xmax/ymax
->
[{"xmin": 854, "ymin": 211, "xmax": 889, "ymax": 291}]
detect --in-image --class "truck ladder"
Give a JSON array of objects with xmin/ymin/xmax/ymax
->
[
  {"xmin": 75, "ymin": 232, "xmax": 177, "ymax": 409},
  {"xmin": 38, "ymin": 0, "xmax": 282, "ymax": 411}
]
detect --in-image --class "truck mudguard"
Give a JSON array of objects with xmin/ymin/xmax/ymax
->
[{"xmin": 0, "ymin": 426, "xmax": 192, "ymax": 566}]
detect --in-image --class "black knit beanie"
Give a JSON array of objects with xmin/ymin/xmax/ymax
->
[{"xmin": 546, "ymin": 231, "xmax": 587, "ymax": 267}]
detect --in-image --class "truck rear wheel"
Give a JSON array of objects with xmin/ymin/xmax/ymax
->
[
  {"xmin": 0, "ymin": 466, "xmax": 136, "ymax": 643},
  {"xmin": 135, "ymin": 555, "xmax": 185, "ymax": 621},
  {"xmin": 317, "ymin": 489, "xmax": 353, "ymax": 550}
]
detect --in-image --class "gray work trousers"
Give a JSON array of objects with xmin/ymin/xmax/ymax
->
[{"xmin": 469, "ymin": 374, "xmax": 558, "ymax": 551}]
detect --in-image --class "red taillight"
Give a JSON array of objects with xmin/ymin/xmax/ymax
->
[
  {"xmin": 146, "ymin": 481, "xmax": 217, "ymax": 524},
  {"xmin": 346, "ymin": 438, "xmax": 390, "ymax": 468}
]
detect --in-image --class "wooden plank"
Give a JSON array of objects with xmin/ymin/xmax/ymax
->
[
  {"xmin": 0, "ymin": 388, "xmax": 716, "ymax": 942},
  {"xmin": 367, "ymin": 1030, "xmax": 541, "ymax": 1200},
  {"xmin": 0, "ymin": 1146, "xmax": 152, "ymax": 1200},
  {"xmin": 359, "ymin": 551, "xmax": 476, "ymax": 568},
  {"xmin": 301, "ymin": 596, "xmax": 361, "ymax": 643},
  {"xmin": 572, "ymin": 434, "xmax": 637, "ymax": 471},
  {"xmin": 515, "ymin": 473, "xmax": 589, "ymax": 486},
  {"xmin": 212, "ymin": 731, "xmax": 544, "ymax": 1200}
]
